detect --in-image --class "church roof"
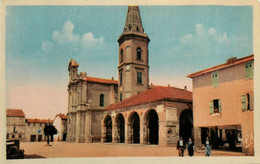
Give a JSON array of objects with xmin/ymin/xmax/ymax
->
[
  {"xmin": 26, "ymin": 118, "xmax": 53, "ymax": 123},
  {"xmin": 85, "ymin": 76, "xmax": 118, "ymax": 85},
  {"xmin": 187, "ymin": 54, "xmax": 254, "ymax": 78},
  {"xmin": 6, "ymin": 109, "xmax": 25, "ymax": 117},
  {"xmin": 105, "ymin": 85, "xmax": 192, "ymax": 111}
]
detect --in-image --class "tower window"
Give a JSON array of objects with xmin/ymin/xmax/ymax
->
[
  {"xmin": 120, "ymin": 49, "xmax": 123, "ymax": 62},
  {"xmin": 137, "ymin": 72, "xmax": 142, "ymax": 84},
  {"xmin": 137, "ymin": 27, "xmax": 139, "ymax": 31},
  {"xmin": 136, "ymin": 47, "xmax": 142, "ymax": 60},
  {"xmin": 100, "ymin": 94, "xmax": 104, "ymax": 107},
  {"xmin": 120, "ymin": 72, "xmax": 123, "ymax": 86},
  {"xmin": 120, "ymin": 93, "xmax": 122, "ymax": 101}
]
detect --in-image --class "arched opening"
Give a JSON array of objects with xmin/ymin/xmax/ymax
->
[
  {"xmin": 104, "ymin": 115, "xmax": 112, "ymax": 142},
  {"xmin": 115, "ymin": 113, "xmax": 125, "ymax": 143},
  {"xmin": 129, "ymin": 112, "xmax": 140, "ymax": 144},
  {"xmin": 147, "ymin": 109, "xmax": 159, "ymax": 145},
  {"xmin": 136, "ymin": 47, "xmax": 142, "ymax": 60},
  {"xmin": 179, "ymin": 109, "xmax": 193, "ymax": 142}
]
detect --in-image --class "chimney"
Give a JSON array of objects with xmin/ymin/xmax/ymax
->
[
  {"xmin": 111, "ymin": 77, "xmax": 114, "ymax": 80},
  {"xmin": 184, "ymin": 86, "xmax": 187, "ymax": 90},
  {"xmin": 168, "ymin": 84, "xmax": 170, "ymax": 87}
]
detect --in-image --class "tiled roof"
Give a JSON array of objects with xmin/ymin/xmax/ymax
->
[
  {"xmin": 187, "ymin": 54, "xmax": 254, "ymax": 78},
  {"xmin": 85, "ymin": 76, "xmax": 118, "ymax": 85},
  {"xmin": 26, "ymin": 118, "xmax": 53, "ymax": 123},
  {"xmin": 105, "ymin": 85, "xmax": 192, "ymax": 111},
  {"xmin": 6, "ymin": 109, "xmax": 25, "ymax": 117},
  {"xmin": 56, "ymin": 113, "xmax": 67, "ymax": 120}
]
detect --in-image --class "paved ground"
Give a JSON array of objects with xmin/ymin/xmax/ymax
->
[{"xmin": 19, "ymin": 141, "xmax": 246, "ymax": 158}]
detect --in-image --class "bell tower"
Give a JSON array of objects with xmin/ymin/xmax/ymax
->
[{"xmin": 117, "ymin": 6, "xmax": 150, "ymax": 101}]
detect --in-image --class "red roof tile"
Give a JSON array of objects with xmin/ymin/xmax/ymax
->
[
  {"xmin": 187, "ymin": 54, "xmax": 254, "ymax": 78},
  {"xmin": 106, "ymin": 85, "xmax": 192, "ymax": 111},
  {"xmin": 6, "ymin": 109, "xmax": 25, "ymax": 117},
  {"xmin": 26, "ymin": 118, "xmax": 54, "ymax": 123},
  {"xmin": 56, "ymin": 113, "xmax": 67, "ymax": 120},
  {"xmin": 85, "ymin": 76, "xmax": 118, "ymax": 85}
]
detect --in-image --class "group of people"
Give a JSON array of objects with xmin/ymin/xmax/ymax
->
[{"xmin": 177, "ymin": 137, "xmax": 212, "ymax": 157}]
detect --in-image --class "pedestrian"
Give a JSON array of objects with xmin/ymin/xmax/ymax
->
[
  {"xmin": 187, "ymin": 138, "xmax": 194, "ymax": 157},
  {"xmin": 205, "ymin": 137, "xmax": 212, "ymax": 157},
  {"xmin": 177, "ymin": 136, "xmax": 186, "ymax": 157}
]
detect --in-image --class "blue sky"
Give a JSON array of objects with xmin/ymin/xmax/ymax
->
[{"xmin": 6, "ymin": 6, "xmax": 253, "ymax": 118}]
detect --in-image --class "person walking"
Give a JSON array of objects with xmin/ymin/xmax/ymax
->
[
  {"xmin": 187, "ymin": 138, "xmax": 194, "ymax": 157},
  {"xmin": 205, "ymin": 137, "xmax": 212, "ymax": 157},
  {"xmin": 177, "ymin": 136, "xmax": 186, "ymax": 157}
]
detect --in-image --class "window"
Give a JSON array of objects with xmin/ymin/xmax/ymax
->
[
  {"xmin": 242, "ymin": 93, "xmax": 254, "ymax": 111},
  {"xmin": 12, "ymin": 135, "xmax": 15, "ymax": 138},
  {"xmin": 120, "ymin": 93, "xmax": 122, "ymax": 101},
  {"xmin": 13, "ymin": 127, "xmax": 16, "ymax": 133},
  {"xmin": 136, "ymin": 47, "xmax": 142, "ymax": 60},
  {"xmin": 120, "ymin": 49, "xmax": 123, "ymax": 62},
  {"xmin": 19, "ymin": 135, "xmax": 22, "ymax": 138},
  {"xmin": 6, "ymin": 134, "xmax": 9, "ymax": 139},
  {"xmin": 137, "ymin": 72, "xmax": 142, "ymax": 84},
  {"xmin": 245, "ymin": 62, "xmax": 253, "ymax": 79},
  {"xmin": 120, "ymin": 72, "xmax": 123, "ymax": 86},
  {"xmin": 209, "ymin": 99, "xmax": 221, "ymax": 114},
  {"xmin": 212, "ymin": 71, "xmax": 219, "ymax": 87},
  {"xmin": 100, "ymin": 94, "xmax": 104, "ymax": 107}
]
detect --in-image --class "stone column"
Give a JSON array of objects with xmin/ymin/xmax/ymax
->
[
  {"xmin": 112, "ymin": 123, "xmax": 117, "ymax": 143},
  {"xmin": 75, "ymin": 112, "xmax": 81, "ymax": 142},
  {"xmin": 82, "ymin": 82, "xmax": 87, "ymax": 103},
  {"xmin": 85, "ymin": 111, "xmax": 92, "ymax": 143},
  {"xmin": 126, "ymin": 123, "xmax": 131, "ymax": 144},
  {"xmin": 140, "ymin": 121, "xmax": 145, "ymax": 145},
  {"xmin": 158, "ymin": 121, "xmax": 167, "ymax": 146}
]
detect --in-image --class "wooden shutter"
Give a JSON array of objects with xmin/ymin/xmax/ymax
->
[
  {"xmin": 212, "ymin": 72, "xmax": 219, "ymax": 87},
  {"xmin": 209, "ymin": 101, "xmax": 214, "ymax": 114},
  {"xmin": 250, "ymin": 92, "xmax": 254, "ymax": 110},
  {"xmin": 241, "ymin": 95, "xmax": 246, "ymax": 111},
  {"xmin": 218, "ymin": 100, "xmax": 222, "ymax": 113},
  {"xmin": 245, "ymin": 62, "xmax": 253, "ymax": 79}
]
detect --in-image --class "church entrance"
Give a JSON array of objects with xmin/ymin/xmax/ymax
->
[
  {"xmin": 104, "ymin": 115, "xmax": 112, "ymax": 143},
  {"xmin": 179, "ymin": 109, "xmax": 193, "ymax": 142},
  {"xmin": 147, "ymin": 109, "xmax": 159, "ymax": 145},
  {"xmin": 129, "ymin": 112, "xmax": 140, "ymax": 144},
  {"xmin": 116, "ymin": 114, "xmax": 125, "ymax": 143}
]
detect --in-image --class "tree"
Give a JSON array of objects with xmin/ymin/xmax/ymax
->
[{"xmin": 44, "ymin": 124, "xmax": 58, "ymax": 144}]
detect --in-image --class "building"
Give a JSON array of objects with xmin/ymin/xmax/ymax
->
[
  {"xmin": 187, "ymin": 55, "xmax": 254, "ymax": 155},
  {"xmin": 53, "ymin": 113, "xmax": 68, "ymax": 141},
  {"xmin": 6, "ymin": 109, "xmax": 26, "ymax": 141},
  {"xmin": 67, "ymin": 61, "xmax": 118, "ymax": 142},
  {"xmin": 25, "ymin": 118, "xmax": 53, "ymax": 142},
  {"xmin": 66, "ymin": 6, "xmax": 193, "ymax": 146}
]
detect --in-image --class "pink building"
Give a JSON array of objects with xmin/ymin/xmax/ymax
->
[{"xmin": 187, "ymin": 55, "xmax": 254, "ymax": 155}]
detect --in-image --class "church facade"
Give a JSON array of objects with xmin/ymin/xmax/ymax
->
[{"xmin": 66, "ymin": 6, "xmax": 193, "ymax": 146}]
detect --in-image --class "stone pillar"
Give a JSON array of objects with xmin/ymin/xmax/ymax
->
[
  {"xmin": 82, "ymin": 83, "xmax": 87, "ymax": 103},
  {"xmin": 158, "ymin": 121, "xmax": 167, "ymax": 146},
  {"xmin": 194, "ymin": 127, "xmax": 202, "ymax": 150},
  {"xmin": 112, "ymin": 123, "xmax": 117, "ymax": 143},
  {"xmin": 75, "ymin": 112, "xmax": 81, "ymax": 142},
  {"xmin": 85, "ymin": 111, "xmax": 92, "ymax": 143},
  {"xmin": 142, "ymin": 122, "xmax": 148, "ymax": 145},
  {"xmin": 101, "ymin": 117, "xmax": 105, "ymax": 143},
  {"xmin": 140, "ymin": 121, "xmax": 145, "ymax": 145},
  {"xmin": 126, "ymin": 124, "xmax": 132, "ymax": 144}
]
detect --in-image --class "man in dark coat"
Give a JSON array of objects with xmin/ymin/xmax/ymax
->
[{"xmin": 177, "ymin": 136, "xmax": 186, "ymax": 157}]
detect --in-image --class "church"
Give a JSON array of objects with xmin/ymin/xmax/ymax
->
[{"xmin": 66, "ymin": 6, "xmax": 193, "ymax": 146}]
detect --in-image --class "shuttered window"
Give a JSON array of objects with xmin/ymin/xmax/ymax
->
[
  {"xmin": 241, "ymin": 95, "xmax": 247, "ymax": 111},
  {"xmin": 210, "ymin": 99, "xmax": 221, "ymax": 114},
  {"xmin": 245, "ymin": 62, "xmax": 253, "ymax": 79},
  {"xmin": 242, "ymin": 93, "xmax": 254, "ymax": 111},
  {"xmin": 212, "ymin": 71, "xmax": 219, "ymax": 87}
]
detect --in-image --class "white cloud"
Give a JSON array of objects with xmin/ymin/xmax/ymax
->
[
  {"xmin": 42, "ymin": 20, "xmax": 104, "ymax": 52},
  {"xmin": 181, "ymin": 34, "xmax": 193, "ymax": 43},
  {"xmin": 196, "ymin": 24, "xmax": 204, "ymax": 36},
  {"xmin": 180, "ymin": 24, "xmax": 229, "ymax": 44}
]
